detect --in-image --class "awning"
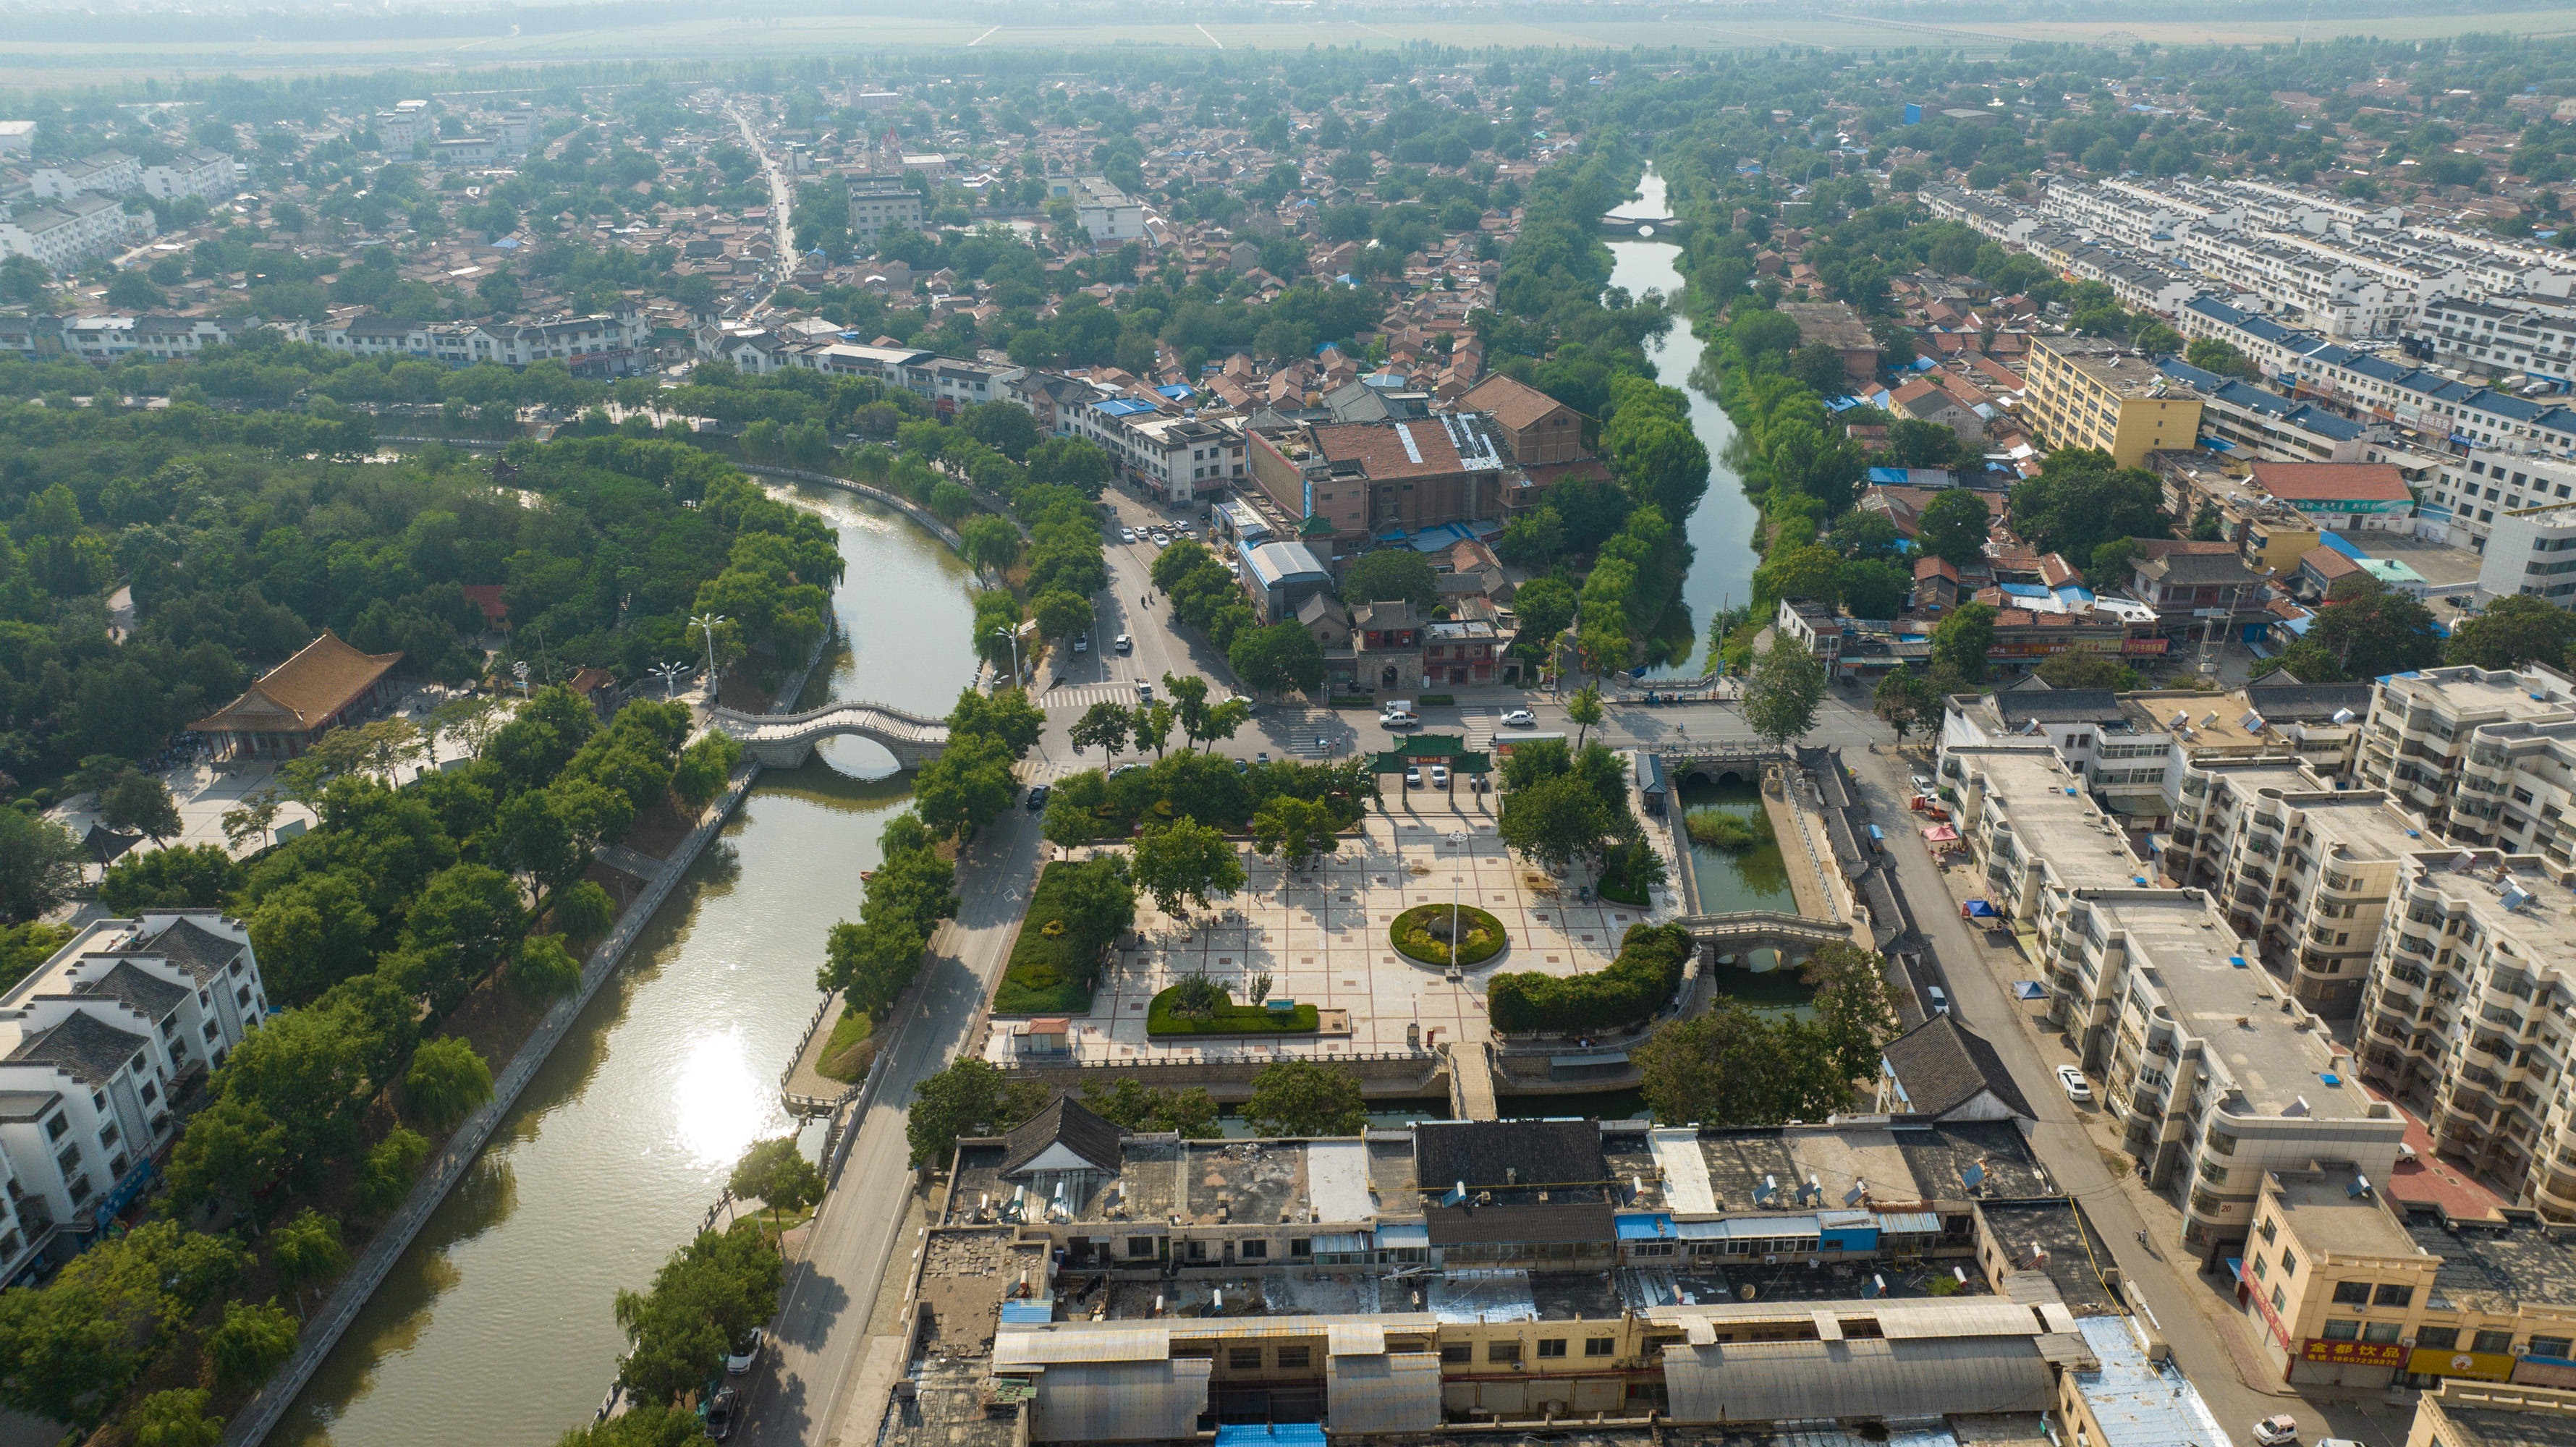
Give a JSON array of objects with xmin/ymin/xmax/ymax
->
[
  {"xmin": 2012, "ymin": 981, "xmax": 2046, "ymax": 1000},
  {"xmin": 1329, "ymin": 1322, "xmax": 1386, "ymax": 1357},
  {"xmin": 1924, "ymin": 826, "xmax": 1961, "ymax": 843},
  {"xmin": 1001, "ymin": 1301, "xmax": 1056, "ymax": 1323},
  {"xmin": 1876, "ymin": 1210, "xmax": 1941, "ymax": 1234},
  {"xmin": 1616, "ymin": 1213, "xmax": 1674, "ymax": 1241},
  {"xmin": 1310, "ymin": 1232, "xmax": 1369, "ymax": 1255},
  {"xmin": 1960, "ymin": 898, "xmax": 1997, "ymax": 917},
  {"xmin": 1376, "ymin": 1221, "xmax": 1429, "ymax": 1248}
]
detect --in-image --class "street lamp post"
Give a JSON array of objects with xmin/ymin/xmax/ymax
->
[
  {"xmin": 511, "ymin": 660, "xmax": 531, "ymax": 696},
  {"xmin": 992, "ymin": 626, "xmax": 1021, "ymax": 689},
  {"xmin": 650, "ymin": 661, "xmax": 687, "ymax": 699},
  {"xmin": 1447, "ymin": 829, "xmax": 1471, "ymax": 968},
  {"xmin": 691, "ymin": 613, "xmax": 728, "ymax": 695}
]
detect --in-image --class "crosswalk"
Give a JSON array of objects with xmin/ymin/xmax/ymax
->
[{"xmin": 1041, "ymin": 682, "xmax": 1143, "ymax": 713}]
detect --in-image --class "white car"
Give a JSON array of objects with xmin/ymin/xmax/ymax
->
[
  {"xmin": 726, "ymin": 1327, "xmax": 766, "ymax": 1375},
  {"xmin": 2252, "ymin": 1419, "xmax": 2300, "ymax": 1447},
  {"xmin": 1149, "ymin": 532, "xmax": 1170, "ymax": 548},
  {"xmin": 1119, "ymin": 528, "xmax": 1136, "ymax": 543},
  {"xmin": 1429, "ymin": 765, "xmax": 1449, "ymax": 787},
  {"xmin": 1404, "ymin": 765, "xmax": 1423, "ymax": 789},
  {"xmin": 2057, "ymin": 1066, "xmax": 2093, "ymax": 1104},
  {"xmin": 1500, "ymin": 709, "xmax": 1536, "ymax": 727},
  {"xmin": 1072, "ymin": 636, "xmax": 1089, "ymax": 653},
  {"xmin": 1137, "ymin": 682, "xmax": 1155, "ymax": 701}
]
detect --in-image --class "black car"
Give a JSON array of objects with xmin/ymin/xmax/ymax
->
[
  {"xmin": 1025, "ymin": 785, "xmax": 1051, "ymax": 812},
  {"xmin": 706, "ymin": 1386, "xmax": 739, "ymax": 1440}
]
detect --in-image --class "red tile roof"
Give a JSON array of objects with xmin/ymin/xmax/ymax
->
[{"xmin": 2249, "ymin": 462, "xmax": 2412, "ymax": 503}]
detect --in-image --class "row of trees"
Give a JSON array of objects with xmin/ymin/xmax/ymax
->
[{"xmin": 906, "ymin": 1058, "xmax": 1369, "ymax": 1169}]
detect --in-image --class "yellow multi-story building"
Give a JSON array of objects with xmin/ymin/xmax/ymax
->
[{"xmin": 2024, "ymin": 334, "xmax": 2207, "ymax": 468}]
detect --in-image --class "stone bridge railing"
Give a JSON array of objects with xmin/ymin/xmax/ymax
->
[
  {"xmin": 707, "ymin": 700, "xmax": 949, "ymax": 769},
  {"xmin": 1674, "ymin": 909, "xmax": 1855, "ymax": 950}
]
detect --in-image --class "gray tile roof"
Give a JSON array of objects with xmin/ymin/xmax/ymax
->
[
  {"xmin": 8, "ymin": 1012, "xmax": 147, "ymax": 1087},
  {"xmin": 1880, "ymin": 1015, "xmax": 2035, "ymax": 1121},
  {"xmin": 67, "ymin": 962, "xmax": 189, "ymax": 1021},
  {"xmin": 999, "ymin": 1096, "xmax": 1124, "ymax": 1178},
  {"xmin": 121, "ymin": 918, "xmax": 241, "ymax": 984}
]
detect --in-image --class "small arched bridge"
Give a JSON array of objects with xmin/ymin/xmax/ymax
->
[
  {"xmin": 1674, "ymin": 910, "xmax": 1855, "ymax": 954},
  {"xmin": 708, "ymin": 702, "xmax": 950, "ymax": 769}
]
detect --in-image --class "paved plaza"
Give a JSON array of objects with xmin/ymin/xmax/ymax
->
[{"xmin": 983, "ymin": 797, "xmax": 1688, "ymax": 1064}]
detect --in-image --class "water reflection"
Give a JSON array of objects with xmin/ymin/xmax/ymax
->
[
  {"xmin": 281, "ymin": 493, "xmax": 978, "ymax": 1446},
  {"xmin": 1677, "ymin": 776, "xmax": 1795, "ymax": 915}
]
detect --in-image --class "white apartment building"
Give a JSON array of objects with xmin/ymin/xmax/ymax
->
[
  {"xmin": 2051, "ymin": 884, "xmax": 2405, "ymax": 1259},
  {"xmin": 305, "ymin": 310, "xmax": 653, "ymax": 374},
  {"xmin": 2483, "ymin": 496, "xmax": 2576, "ymax": 607},
  {"xmin": 1069, "ymin": 399, "xmax": 1243, "ymax": 504},
  {"xmin": 2354, "ymin": 665, "xmax": 2576, "ymax": 859},
  {"xmin": 2416, "ymin": 294, "xmax": 2576, "ymax": 388},
  {"xmin": 2018, "ymin": 225, "xmax": 2203, "ymax": 315},
  {"xmin": 0, "ymin": 913, "xmax": 266, "ymax": 1284},
  {"xmin": 1918, "ymin": 184, "xmax": 2041, "ymax": 246},
  {"xmin": 784, "ymin": 340, "xmax": 1019, "ymax": 415},
  {"xmin": 0, "ymin": 193, "xmax": 148, "ymax": 273},
  {"xmin": 27, "ymin": 149, "xmax": 140, "ymax": 201},
  {"xmin": 2354, "ymin": 848, "xmax": 2576, "ymax": 1215},
  {"xmin": 844, "ymin": 174, "xmax": 924, "ymax": 245},
  {"xmin": 137, "ymin": 148, "xmax": 236, "ymax": 204},
  {"xmin": 1048, "ymin": 175, "xmax": 1148, "ymax": 245},
  {"xmin": 2177, "ymin": 227, "xmax": 2422, "ymax": 341}
]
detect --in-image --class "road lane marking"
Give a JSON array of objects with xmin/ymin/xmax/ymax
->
[{"xmin": 967, "ymin": 24, "xmax": 1000, "ymax": 43}]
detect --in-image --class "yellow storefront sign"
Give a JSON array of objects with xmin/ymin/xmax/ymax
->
[{"xmin": 2407, "ymin": 1349, "xmax": 2517, "ymax": 1382}]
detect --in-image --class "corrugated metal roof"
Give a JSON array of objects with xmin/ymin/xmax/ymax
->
[
  {"xmin": 1328, "ymin": 1322, "xmax": 1386, "ymax": 1357},
  {"xmin": 1876, "ymin": 1301, "xmax": 2045, "ymax": 1340},
  {"xmin": 1878, "ymin": 1210, "xmax": 1942, "ymax": 1234},
  {"xmin": 1325, "ymin": 1351, "xmax": 1443, "ymax": 1435},
  {"xmin": 992, "ymin": 1328, "xmax": 1172, "ymax": 1366},
  {"xmin": 1661, "ymin": 1336, "xmax": 2056, "ymax": 1423},
  {"xmin": 2072, "ymin": 1313, "xmax": 2230, "ymax": 1447},
  {"xmin": 1216, "ymin": 1426, "xmax": 1325, "ymax": 1447},
  {"xmin": 1031, "ymin": 1359, "xmax": 1211, "ymax": 1443},
  {"xmin": 1377, "ymin": 1221, "xmax": 1429, "ymax": 1247}
]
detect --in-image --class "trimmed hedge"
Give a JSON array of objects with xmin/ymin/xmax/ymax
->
[
  {"xmin": 1389, "ymin": 904, "xmax": 1508, "ymax": 967},
  {"xmin": 996, "ymin": 862, "xmax": 1111, "ymax": 1014},
  {"xmin": 1146, "ymin": 985, "xmax": 1321, "ymax": 1036},
  {"xmin": 1417, "ymin": 693, "xmax": 1457, "ymax": 705},
  {"xmin": 1488, "ymin": 922, "xmax": 1692, "ymax": 1034}
]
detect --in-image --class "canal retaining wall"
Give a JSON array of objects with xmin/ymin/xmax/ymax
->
[{"xmin": 228, "ymin": 626, "xmax": 839, "ymax": 1447}]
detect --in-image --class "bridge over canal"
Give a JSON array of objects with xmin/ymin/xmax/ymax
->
[{"xmin": 706, "ymin": 701, "xmax": 949, "ymax": 768}]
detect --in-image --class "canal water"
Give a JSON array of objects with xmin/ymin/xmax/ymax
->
[
  {"xmin": 278, "ymin": 485, "xmax": 980, "ymax": 1447},
  {"xmin": 1605, "ymin": 167, "xmax": 1759, "ymax": 678}
]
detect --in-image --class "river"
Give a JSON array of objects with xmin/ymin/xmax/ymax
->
[
  {"xmin": 1606, "ymin": 167, "xmax": 1758, "ymax": 678},
  {"xmin": 277, "ymin": 485, "xmax": 979, "ymax": 1447}
]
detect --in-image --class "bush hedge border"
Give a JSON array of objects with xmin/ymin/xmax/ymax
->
[{"xmin": 1145, "ymin": 985, "xmax": 1322, "ymax": 1036}]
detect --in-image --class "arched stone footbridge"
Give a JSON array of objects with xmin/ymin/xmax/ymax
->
[
  {"xmin": 707, "ymin": 702, "xmax": 949, "ymax": 768},
  {"xmin": 1674, "ymin": 910, "xmax": 1855, "ymax": 956}
]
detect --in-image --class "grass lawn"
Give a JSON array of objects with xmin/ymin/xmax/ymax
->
[
  {"xmin": 994, "ymin": 861, "xmax": 1106, "ymax": 1014},
  {"xmin": 816, "ymin": 1006, "xmax": 874, "ymax": 1084},
  {"xmin": 1146, "ymin": 985, "xmax": 1321, "ymax": 1037}
]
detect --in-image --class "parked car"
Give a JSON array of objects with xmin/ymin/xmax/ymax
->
[
  {"xmin": 726, "ymin": 1327, "xmax": 766, "ymax": 1375},
  {"xmin": 2056, "ymin": 1066, "xmax": 2092, "ymax": 1104},
  {"xmin": 1501, "ymin": 709, "xmax": 1536, "ymax": 727},
  {"xmin": 1429, "ymin": 764, "xmax": 1449, "ymax": 787},
  {"xmin": 1911, "ymin": 773, "xmax": 1937, "ymax": 797},
  {"xmin": 1025, "ymin": 786, "xmax": 1051, "ymax": 812},
  {"xmin": 1111, "ymin": 763, "xmax": 1145, "ymax": 776},
  {"xmin": 1404, "ymin": 765, "xmax": 1423, "ymax": 789},
  {"xmin": 1119, "ymin": 528, "xmax": 1137, "ymax": 543},
  {"xmin": 2253, "ymin": 1418, "xmax": 2300, "ymax": 1447},
  {"xmin": 1256, "ymin": 752, "xmax": 1271, "ymax": 764},
  {"xmin": 1149, "ymin": 532, "xmax": 1169, "ymax": 547},
  {"xmin": 706, "ymin": 1386, "xmax": 740, "ymax": 1440},
  {"xmin": 1072, "ymin": 636, "xmax": 1089, "ymax": 653}
]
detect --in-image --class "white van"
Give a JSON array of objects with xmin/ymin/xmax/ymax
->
[
  {"xmin": 1926, "ymin": 985, "xmax": 1949, "ymax": 1016},
  {"xmin": 1378, "ymin": 700, "xmax": 1419, "ymax": 728}
]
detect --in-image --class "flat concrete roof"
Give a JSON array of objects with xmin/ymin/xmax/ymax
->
[
  {"xmin": 1962, "ymin": 748, "xmax": 2148, "ymax": 891},
  {"xmin": 2097, "ymin": 892, "xmax": 2367, "ymax": 1118},
  {"xmin": 2264, "ymin": 1169, "xmax": 2424, "ymax": 1261},
  {"xmin": 2382, "ymin": 666, "xmax": 2576, "ymax": 726}
]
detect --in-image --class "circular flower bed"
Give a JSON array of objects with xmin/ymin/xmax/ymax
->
[
  {"xmin": 1389, "ymin": 903, "xmax": 1508, "ymax": 968},
  {"xmin": 1040, "ymin": 919, "xmax": 1067, "ymax": 937}
]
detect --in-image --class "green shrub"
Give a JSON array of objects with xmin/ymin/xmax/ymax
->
[
  {"xmin": 1388, "ymin": 904, "xmax": 1507, "ymax": 967},
  {"xmin": 1685, "ymin": 807, "xmax": 1771, "ymax": 851},
  {"xmin": 995, "ymin": 860, "xmax": 1117, "ymax": 1013},
  {"xmin": 1488, "ymin": 922, "xmax": 1692, "ymax": 1033},
  {"xmin": 1145, "ymin": 984, "xmax": 1321, "ymax": 1036}
]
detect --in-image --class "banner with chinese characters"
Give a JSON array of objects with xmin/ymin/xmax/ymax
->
[{"xmin": 2301, "ymin": 1339, "xmax": 2405, "ymax": 1368}]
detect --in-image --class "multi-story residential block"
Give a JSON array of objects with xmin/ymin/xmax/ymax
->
[
  {"xmin": 308, "ymin": 311, "xmax": 653, "ymax": 375},
  {"xmin": 2354, "ymin": 847, "xmax": 2576, "ymax": 1209},
  {"xmin": 0, "ymin": 913, "xmax": 266, "ymax": 1285},
  {"xmin": 2037, "ymin": 878, "xmax": 2404, "ymax": 1257},
  {"xmin": 1245, "ymin": 414, "xmax": 1514, "ymax": 546},
  {"xmin": 844, "ymin": 174, "xmax": 923, "ymax": 246},
  {"xmin": 2481, "ymin": 496, "xmax": 2576, "ymax": 607},
  {"xmin": 27, "ymin": 150, "xmax": 140, "ymax": 200},
  {"xmin": 2022, "ymin": 335, "xmax": 2204, "ymax": 467},
  {"xmin": 2417, "ymin": 294, "xmax": 2576, "ymax": 389},
  {"xmin": 2354, "ymin": 666, "xmax": 2576, "ymax": 845},
  {"xmin": 137, "ymin": 148, "xmax": 235, "ymax": 203},
  {"xmin": 0, "ymin": 193, "xmax": 148, "ymax": 273},
  {"xmin": 1046, "ymin": 175, "xmax": 1146, "ymax": 245},
  {"xmin": 2157, "ymin": 358, "xmax": 2373, "ymax": 463}
]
